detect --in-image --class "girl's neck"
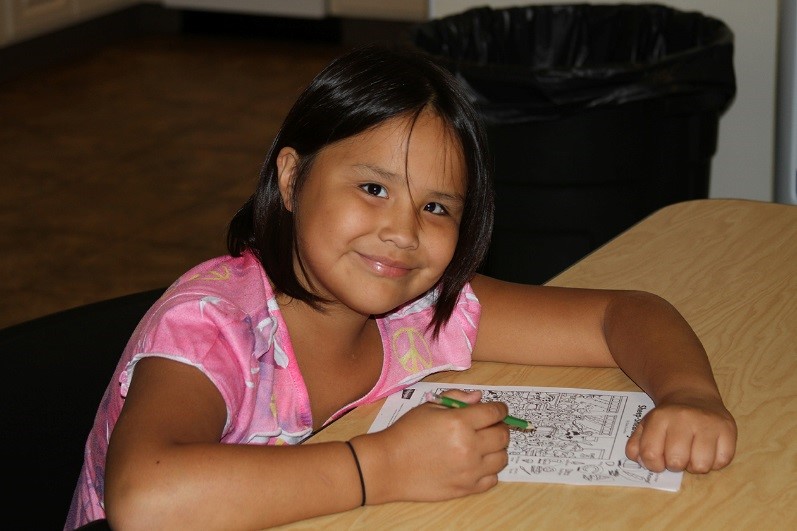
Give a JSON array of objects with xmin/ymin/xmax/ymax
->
[
  {"xmin": 277, "ymin": 294, "xmax": 374, "ymax": 351},
  {"xmin": 277, "ymin": 295, "xmax": 384, "ymax": 428}
]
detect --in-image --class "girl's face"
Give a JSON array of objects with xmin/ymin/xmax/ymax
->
[{"xmin": 277, "ymin": 111, "xmax": 466, "ymax": 317}]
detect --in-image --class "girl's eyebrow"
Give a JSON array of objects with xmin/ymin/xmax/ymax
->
[
  {"xmin": 428, "ymin": 189, "xmax": 465, "ymax": 208},
  {"xmin": 352, "ymin": 163, "xmax": 400, "ymax": 181},
  {"xmin": 352, "ymin": 163, "xmax": 466, "ymax": 205}
]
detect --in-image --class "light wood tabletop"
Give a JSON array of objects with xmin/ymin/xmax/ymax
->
[{"xmin": 278, "ymin": 199, "xmax": 797, "ymax": 530}]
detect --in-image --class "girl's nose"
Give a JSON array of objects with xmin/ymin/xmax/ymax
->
[{"xmin": 379, "ymin": 203, "xmax": 420, "ymax": 250}]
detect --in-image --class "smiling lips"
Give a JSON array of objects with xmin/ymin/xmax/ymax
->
[{"xmin": 359, "ymin": 253, "xmax": 414, "ymax": 278}]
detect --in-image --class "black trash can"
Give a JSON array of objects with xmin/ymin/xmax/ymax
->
[{"xmin": 412, "ymin": 4, "xmax": 736, "ymax": 284}]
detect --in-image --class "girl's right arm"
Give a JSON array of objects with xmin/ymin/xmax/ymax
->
[{"xmin": 104, "ymin": 357, "xmax": 510, "ymax": 530}]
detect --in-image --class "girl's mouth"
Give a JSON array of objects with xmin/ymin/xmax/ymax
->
[{"xmin": 360, "ymin": 254, "xmax": 413, "ymax": 278}]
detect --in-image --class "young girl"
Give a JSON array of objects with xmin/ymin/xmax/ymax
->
[{"xmin": 66, "ymin": 44, "xmax": 736, "ymax": 530}]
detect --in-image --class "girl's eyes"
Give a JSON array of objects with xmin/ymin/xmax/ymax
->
[
  {"xmin": 424, "ymin": 202, "xmax": 448, "ymax": 215},
  {"xmin": 359, "ymin": 183, "xmax": 450, "ymax": 216},
  {"xmin": 360, "ymin": 183, "xmax": 388, "ymax": 198}
]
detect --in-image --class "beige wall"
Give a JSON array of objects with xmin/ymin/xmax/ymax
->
[{"xmin": 0, "ymin": 0, "xmax": 138, "ymax": 45}]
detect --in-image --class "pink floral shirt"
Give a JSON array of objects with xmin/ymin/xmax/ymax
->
[{"xmin": 65, "ymin": 251, "xmax": 480, "ymax": 529}]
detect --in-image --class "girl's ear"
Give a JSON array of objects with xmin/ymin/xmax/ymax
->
[{"xmin": 276, "ymin": 147, "xmax": 299, "ymax": 212}]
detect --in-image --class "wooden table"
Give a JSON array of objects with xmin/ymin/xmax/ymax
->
[{"xmin": 280, "ymin": 199, "xmax": 797, "ymax": 530}]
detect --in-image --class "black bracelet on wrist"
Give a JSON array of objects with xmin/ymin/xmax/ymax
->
[{"xmin": 345, "ymin": 440, "xmax": 366, "ymax": 506}]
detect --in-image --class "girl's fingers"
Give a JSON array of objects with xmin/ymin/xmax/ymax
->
[
  {"xmin": 663, "ymin": 428, "xmax": 694, "ymax": 472},
  {"xmin": 627, "ymin": 405, "xmax": 737, "ymax": 474},
  {"xmin": 483, "ymin": 446, "xmax": 510, "ymax": 473},
  {"xmin": 430, "ymin": 394, "xmax": 510, "ymax": 431},
  {"xmin": 625, "ymin": 422, "xmax": 642, "ymax": 460},
  {"xmin": 686, "ymin": 425, "xmax": 736, "ymax": 473},
  {"xmin": 473, "ymin": 473, "xmax": 500, "ymax": 493},
  {"xmin": 469, "ymin": 443, "xmax": 508, "ymax": 493},
  {"xmin": 480, "ymin": 422, "xmax": 511, "ymax": 455},
  {"xmin": 439, "ymin": 389, "xmax": 483, "ymax": 404},
  {"xmin": 635, "ymin": 419, "xmax": 667, "ymax": 472},
  {"xmin": 714, "ymin": 429, "xmax": 737, "ymax": 470}
]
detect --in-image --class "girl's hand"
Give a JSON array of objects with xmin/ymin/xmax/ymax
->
[
  {"xmin": 353, "ymin": 390, "xmax": 510, "ymax": 504},
  {"xmin": 625, "ymin": 391, "xmax": 737, "ymax": 474}
]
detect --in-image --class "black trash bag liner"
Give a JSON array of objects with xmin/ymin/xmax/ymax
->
[{"xmin": 412, "ymin": 4, "xmax": 736, "ymax": 122}]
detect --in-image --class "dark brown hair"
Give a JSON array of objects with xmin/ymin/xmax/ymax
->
[{"xmin": 227, "ymin": 44, "xmax": 493, "ymax": 335}]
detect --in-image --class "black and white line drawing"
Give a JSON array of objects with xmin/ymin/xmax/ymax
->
[{"xmin": 370, "ymin": 382, "xmax": 683, "ymax": 492}]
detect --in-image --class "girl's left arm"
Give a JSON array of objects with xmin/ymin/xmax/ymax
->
[{"xmin": 469, "ymin": 274, "xmax": 737, "ymax": 474}]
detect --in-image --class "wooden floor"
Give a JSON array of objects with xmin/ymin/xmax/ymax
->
[{"xmin": 0, "ymin": 21, "xmax": 356, "ymax": 329}]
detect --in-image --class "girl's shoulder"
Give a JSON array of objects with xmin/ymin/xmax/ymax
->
[
  {"xmin": 380, "ymin": 282, "xmax": 481, "ymax": 339},
  {"xmin": 387, "ymin": 280, "xmax": 478, "ymax": 315},
  {"xmin": 367, "ymin": 282, "xmax": 480, "ymax": 394},
  {"xmin": 162, "ymin": 252, "xmax": 273, "ymax": 312},
  {"xmin": 128, "ymin": 252, "xmax": 276, "ymax": 346}
]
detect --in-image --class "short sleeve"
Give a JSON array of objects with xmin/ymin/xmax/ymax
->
[{"xmin": 119, "ymin": 293, "xmax": 264, "ymax": 436}]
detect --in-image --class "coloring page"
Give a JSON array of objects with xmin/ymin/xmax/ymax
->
[{"xmin": 368, "ymin": 382, "xmax": 682, "ymax": 491}]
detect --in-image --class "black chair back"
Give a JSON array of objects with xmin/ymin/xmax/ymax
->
[{"xmin": 2, "ymin": 288, "xmax": 165, "ymax": 530}]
